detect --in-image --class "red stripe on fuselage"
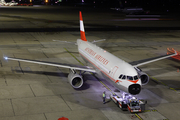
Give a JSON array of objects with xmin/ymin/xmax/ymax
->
[{"xmin": 127, "ymin": 79, "xmax": 139, "ymax": 84}]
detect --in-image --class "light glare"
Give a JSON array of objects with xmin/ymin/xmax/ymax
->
[{"xmin": 4, "ymin": 57, "xmax": 8, "ymax": 60}]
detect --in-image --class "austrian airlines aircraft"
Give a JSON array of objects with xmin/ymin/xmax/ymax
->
[{"xmin": 4, "ymin": 11, "xmax": 177, "ymax": 95}]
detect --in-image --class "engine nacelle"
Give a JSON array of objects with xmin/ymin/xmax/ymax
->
[
  {"xmin": 135, "ymin": 67, "xmax": 149, "ymax": 85},
  {"xmin": 138, "ymin": 71, "xmax": 149, "ymax": 85},
  {"xmin": 68, "ymin": 70, "xmax": 83, "ymax": 89}
]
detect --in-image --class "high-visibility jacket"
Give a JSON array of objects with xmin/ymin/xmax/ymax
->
[{"xmin": 103, "ymin": 93, "xmax": 106, "ymax": 97}]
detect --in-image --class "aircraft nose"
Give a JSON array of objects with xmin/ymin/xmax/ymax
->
[{"xmin": 128, "ymin": 84, "xmax": 141, "ymax": 95}]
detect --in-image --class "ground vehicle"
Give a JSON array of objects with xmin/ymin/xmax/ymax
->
[{"xmin": 110, "ymin": 93, "xmax": 146, "ymax": 113}]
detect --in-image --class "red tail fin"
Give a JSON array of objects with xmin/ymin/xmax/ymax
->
[{"xmin": 79, "ymin": 11, "xmax": 87, "ymax": 41}]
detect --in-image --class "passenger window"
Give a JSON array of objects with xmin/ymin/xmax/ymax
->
[
  {"xmin": 119, "ymin": 74, "xmax": 123, "ymax": 79},
  {"xmin": 122, "ymin": 75, "xmax": 126, "ymax": 79},
  {"xmin": 127, "ymin": 76, "xmax": 133, "ymax": 80}
]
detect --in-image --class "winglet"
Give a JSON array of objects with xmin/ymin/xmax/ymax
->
[
  {"xmin": 167, "ymin": 48, "xmax": 178, "ymax": 56},
  {"xmin": 79, "ymin": 11, "xmax": 87, "ymax": 41},
  {"xmin": 167, "ymin": 48, "xmax": 180, "ymax": 60},
  {"xmin": 4, "ymin": 56, "xmax": 8, "ymax": 60}
]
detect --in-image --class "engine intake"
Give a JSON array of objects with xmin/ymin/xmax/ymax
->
[
  {"xmin": 135, "ymin": 67, "xmax": 149, "ymax": 85},
  {"xmin": 68, "ymin": 70, "xmax": 83, "ymax": 88},
  {"xmin": 128, "ymin": 84, "xmax": 141, "ymax": 95}
]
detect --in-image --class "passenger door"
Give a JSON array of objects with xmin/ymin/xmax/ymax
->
[{"xmin": 111, "ymin": 66, "xmax": 118, "ymax": 78}]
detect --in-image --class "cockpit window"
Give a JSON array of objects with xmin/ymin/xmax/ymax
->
[
  {"xmin": 119, "ymin": 74, "xmax": 139, "ymax": 81},
  {"xmin": 134, "ymin": 76, "xmax": 139, "ymax": 80},
  {"xmin": 119, "ymin": 74, "xmax": 123, "ymax": 79},
  {"xmin": 122, "ymin": 75, "xmax": 126, "ymax": 79},
  {"xmin": 127, "ymin": 76, "xmax": 133, "ymax": 80}
]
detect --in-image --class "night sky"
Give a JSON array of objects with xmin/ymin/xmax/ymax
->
[
  {"xmin": 10, "ymin": 0, "xmax": 180, "ymax": 12},
  {"xmin": 57, "ymin": 0, "xmax": 180, "ymax": 11}
]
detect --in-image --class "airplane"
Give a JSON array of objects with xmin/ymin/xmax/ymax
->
[
  {"xmin": 0, "ymin": 0, "xmax": 7, "ymax": 6},
  {"xmin": 8, "ymin": 1, "xmax": 18, "ymax": 6},
  {"xmin": 0, "ymin": 0, "xmax": 17, "ymax": 6},
  {"xmin": 4, "ymin": 11, "xmax": 177, "ymax": 95}
]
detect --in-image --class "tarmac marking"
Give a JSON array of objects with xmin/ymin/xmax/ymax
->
[
  {"xmin": 43, "ymin": 113, "xmax": 48, "ymax": 120},
  {"xmin": 150, "ymin": 76, "xmax": 178, "ymax": 93},
  {"xmin": 134, "ymin": 113, "xmax": 143, "ymax": 120},
  {"xmin": 93, "ymin": 75, "xmax": 114, "ymax": 93},
  {"xmin": 10, "ymin": 99, "xmax": 15, "ymax": 116},
  {"xmin": 29, "ymin": 84, "xmax": 36, "ymax": 97},
  {"xmin": 64, "ymin": 48, "xmax": 114, "ymax": 94},
  {"xmin": 151, "ymin": 76, "xmax": 167, "ymax": 86},
  {"xmin": 64, "ymin": 48, "xmax": 84, "ymax": 66},
  {"xmin": 43, "ymin": 51, "xmax": 49, "ymax": 58}
]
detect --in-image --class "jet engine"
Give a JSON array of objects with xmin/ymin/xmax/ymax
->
[
  {"xmin": 135, "ymin": 67, "xmax": 149, "ymax": 85},
  {"xmin": 68, "ymin": 69, "xmax": 83, "ymax": 88}
]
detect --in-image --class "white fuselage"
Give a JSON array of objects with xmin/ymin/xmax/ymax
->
[
  {"xmin": 77, "ymin": 39, "xmax": 142, "ymax": 94},
  {"xmin": 0, "ymin": 0, "xmax": 17, "ymax": 6}
]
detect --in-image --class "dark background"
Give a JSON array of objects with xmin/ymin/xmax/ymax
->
[{"xmin": 5, "ymin": 0, "xmax": 180, "ymax": 12}]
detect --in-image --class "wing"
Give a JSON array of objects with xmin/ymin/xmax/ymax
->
[
  {"xmin": 91, "ymin": 39, "xmax": 106, "ymax": 44},
  {"xmin": 130, "ymin": 51, "xmax": 177, "ymax": 67},
  {"xmin": 53, "ymin": 40, "xmax": 77, "ymax": 45},
  {"xmin": 52, "ymin": 39, "xmax": 106, "ymax": 45},
  {"xmin": 4, "ymin": 57, "xmax": 96, "ymax": 73}
]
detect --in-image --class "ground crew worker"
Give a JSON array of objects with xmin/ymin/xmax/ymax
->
[{"xmin": 103, "ymin": 91, "xmax": 106, "ymax": 104}]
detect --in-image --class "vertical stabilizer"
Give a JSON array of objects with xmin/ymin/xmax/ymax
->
[{"xmin": 79, "ymin": 11, "xmax": 87, "ymax": 41}]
